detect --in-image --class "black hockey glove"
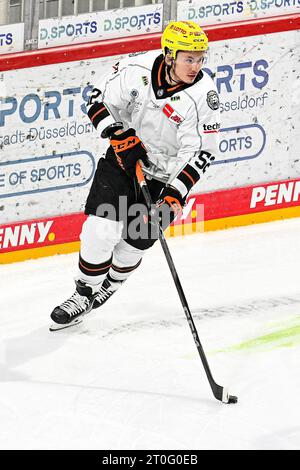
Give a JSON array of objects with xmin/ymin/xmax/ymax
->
[
  {"xmin": 156, "ymin": 185, "xmax": 184, "ymax": 217},
  {"xmin": 110, "ymin": 128, "xmax": 150, "ymax": 177}
]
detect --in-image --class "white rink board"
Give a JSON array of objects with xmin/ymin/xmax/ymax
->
[
  {"xmin": 177, "ymin": 0, "xmax": 300, "ymax": 26},
  {"xmin": 38, "ymin": 4, "xmax": 163, "ymax": 48},
  {"xmin": 0, "ymin": 23, "xmax": 24, "ymax": 54},
  {"xmin": 0, "ymin": 29, "xmax": 299, "ymax": 223}
]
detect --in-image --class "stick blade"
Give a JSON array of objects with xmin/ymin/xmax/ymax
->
[
  {"xmin": 228, "ymin": 395, "xmax": 238, "ymax": 404},
  {"xmin": 221, "ymin": 388, "xmax": 238, "ymax": 404}
]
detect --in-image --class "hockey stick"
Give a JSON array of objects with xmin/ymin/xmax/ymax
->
[{"xmin": 136, "ymin": 163, "xmax": 238, "ymax": 404}]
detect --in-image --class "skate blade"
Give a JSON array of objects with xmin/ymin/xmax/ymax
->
[{"xmin": 49, "ymin": 317, "xmax": 83, "ymax": 331}]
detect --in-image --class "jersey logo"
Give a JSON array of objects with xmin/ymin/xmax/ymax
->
[
  {"xmin": 207, "ymin": 90, "xmax": 220, "ymax": 110},
  {"xmin": 130, "ymin": 89, "xmax": 139, "ymax": 99},
  {"xmin": 141, "ymin": 76, "xmax": 149, "ymax": 86},
  {"xmin": 163, "ymin": 103, "xmax": 184, "ymax": 125},
  {"xmin": 203, "ymin": 122, "xmax": 220, "ymax": 133}
]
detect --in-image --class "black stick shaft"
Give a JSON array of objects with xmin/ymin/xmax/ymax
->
[{"xmin": 136, "ymin": 163, "xmax": 227, "ymax": 403}]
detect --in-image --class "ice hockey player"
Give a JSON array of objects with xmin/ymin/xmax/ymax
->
[{"xmin": 50, "ymin": 20, "xmax": 220, "ymax": 330}]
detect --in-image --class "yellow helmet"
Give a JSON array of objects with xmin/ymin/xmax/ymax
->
[{"xmin": 161, "ymin": 21, "xmax": 208, "ymax": 60}]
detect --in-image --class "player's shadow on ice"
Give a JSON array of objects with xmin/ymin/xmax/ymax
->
[
  {"xmin": 0, "ymin": 328, "xmax": 214, "ymax": 406},
  {"xmin": 0, "ymin": 326, "xmax": 67, "ymax": 381}
]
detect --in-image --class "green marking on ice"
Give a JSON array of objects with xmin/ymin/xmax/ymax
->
[{"xmin": 213, "ymin": 316, "xmax": 300, "ymax": 354}]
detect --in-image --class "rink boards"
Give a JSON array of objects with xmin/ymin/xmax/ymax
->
[
  {"xmin": 1, "ymin": 176, "xmax": 299, "ymax": 263},
  {"xmin": 0, "ymin": 13, "xmax": 299, "ymax": 263}
]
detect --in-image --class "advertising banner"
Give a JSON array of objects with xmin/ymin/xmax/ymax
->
[
  {"xmin": 1, "ymin": 177, "xmax": 299, "ymax": 263},
  {"xmin": 38, "ymin": 3, "xmax": 163, "ymax": 48},
  {"xmin": 0, "ymin": 23, "xmax": 24, "ymax": 54},
  {"xmin": 177, "ymin": 0, "xmax": 300, "ymax": 26}
]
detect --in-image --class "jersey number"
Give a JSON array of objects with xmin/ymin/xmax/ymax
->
[
  {"xmin": 195, "ymin": 150, "xmax": 215, "ymax": 173},
  {"xmin": 88, "ymin": 88, "xmax": 102, "ymax": 106}
]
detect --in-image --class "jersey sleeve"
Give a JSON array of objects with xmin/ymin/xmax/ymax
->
[
  {"xmin": 169, "ymin": 87, "xmax": 220, "ymax": 198},
  {"xmin": 86, "ymin": 59, "xmax": 132, "ymax": 137}
]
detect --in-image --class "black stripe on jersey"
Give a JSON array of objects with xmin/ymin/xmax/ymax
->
[
  {"xmin": 176, "ymin": 164, "xmax": 200, "ymax": 193},
  {"xmin": 79, "ymin": 254, "xmax": 112, "ymax": 276},
  {"xmin": 111, "ymin": 258, "xmax": 142, "ymax": 274},
  {"xmin": 87, "ymin": 102, "xmax": 110, "ymax": 129}
]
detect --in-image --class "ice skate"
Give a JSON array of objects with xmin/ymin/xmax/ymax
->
[
  {"xmin": 49, "ymin": 276, "xmax": 124, "ymax": 331},
  {"xmin": 93, "ymin": 275, "xmax": 124, "ymax": 309},
  {"xmin": 49, "ymin": 280, "xmax": 98, "ymax": 331}
]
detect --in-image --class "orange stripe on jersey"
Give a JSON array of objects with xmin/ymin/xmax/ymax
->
[
  {"xmin": 166, "ymin": 83, "xmax": 182, "ymax": 92},
  {"xmin": 182, "ymin": 170, "xmax": 196, "ymax": 186},
  {"xmin": 91, "ymin": 106, "xmax": 106, "ymax": 122}
]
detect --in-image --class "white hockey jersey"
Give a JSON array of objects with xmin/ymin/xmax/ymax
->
[{"xmin": 87, "ymin": 50, "xmax": 220, "ymax": 197}]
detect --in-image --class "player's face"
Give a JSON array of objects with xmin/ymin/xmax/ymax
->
[{"xmin": 173, "ymin": 51, "xmax": 206, "ymax": 84}]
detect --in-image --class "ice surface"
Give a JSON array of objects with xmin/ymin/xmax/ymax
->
[{"xmin": 1, "ymin": 218, "xmax": 300, "ymax": 450}]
